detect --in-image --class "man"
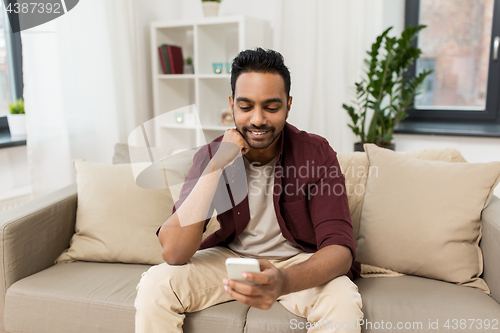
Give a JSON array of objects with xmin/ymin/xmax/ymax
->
[{"xmin": 135, "ymin": 48, "xmax": 363, "ymax": 333}]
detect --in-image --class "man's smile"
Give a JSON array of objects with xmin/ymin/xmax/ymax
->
[{"xmin": 247, "ymin": 129, "xmax": 271, "ymax": 139}]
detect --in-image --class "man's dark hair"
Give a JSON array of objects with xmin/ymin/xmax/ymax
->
[{"xmin": 231, "ymin": 47, "xmax": 291, "ymax": 100}]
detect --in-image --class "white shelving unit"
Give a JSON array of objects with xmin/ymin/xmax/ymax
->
[{"xmin": 150, "ymin": 16, "xmax": 271, "ymax": 148}]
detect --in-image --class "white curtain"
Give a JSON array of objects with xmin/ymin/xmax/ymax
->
[
  {"xmin": 21, "ymin": 0, "xmax": 141, "ymax": 197},
  {"xmin": 272, "ymin": 0, "xmax": 385, "ymax": 152}
]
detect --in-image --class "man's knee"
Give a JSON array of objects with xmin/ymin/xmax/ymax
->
[
  {"xmin": 136, "ymin": 262, "xmax": 191, "ymax": 297},
  {"xmin": 322, "ymin": 276, "xmax": 362, "ymax": 310}
]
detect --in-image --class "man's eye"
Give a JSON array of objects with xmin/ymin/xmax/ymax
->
[
  {"xmin": 239, "ymin": 106, "xmax": 251, "ymax": 110},
  {"xmin": 267, "ymin": 108, "xmax": 279, "ymax": 111}
]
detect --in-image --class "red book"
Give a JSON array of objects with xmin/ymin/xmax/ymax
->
[
  {"xmin": 158, "ymin": 46, "xmax": 167, "ymax": 74},
  {"xmin": 166, "ymin": 45, "xmax": 184, "ymax": 74},
  {"xmin": 162, "ymin": 45, "xmax": 171, "ymax": 74}
]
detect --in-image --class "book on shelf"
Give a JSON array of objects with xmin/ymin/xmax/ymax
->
[
  {"xmin": 162, "ymin": 45, "xmax": 171, "ymax": 74},
  {"xmin": 166, "ymin": 45, "xmax": 184, "ymax": 74},
  {"xmin": 157, "ymin": 46, "xmax": 167, "ymax": 74},
  {"xmin": 158, "ymin": 44, "xmax": 184, "ymax": 74}
]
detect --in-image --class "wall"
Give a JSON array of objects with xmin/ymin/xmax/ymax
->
[
  {"xmin": 133, "ymin": 0, "xmax": 182, "ymax": 126},
  {"xmin": 0, "ymin": 145, "xmax": 32, "ymax": 211}
]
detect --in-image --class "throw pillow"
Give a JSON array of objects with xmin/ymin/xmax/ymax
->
[
  {"xmin": 112, "ymin": 144, "xmax": 221, "ymax": 240},
  {"xmin": 56, "ymin": 160, "xmax": 171, "ymax": 265},
  {"xmin": 356, "ymin": 144, "xmax": 500, "ymax": 293},
  {"xmin": 337, "ymin": 147, "xmax": 468, "ymax": 242}
]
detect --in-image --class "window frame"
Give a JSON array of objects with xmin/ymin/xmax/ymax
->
[
  {"xmin": 0, "ymin": 9, "xmax": 24, "ymax": 148},
  {"xmin": 3, "ymin": 8, "xmax": 23, "ymax": 102},
  {"xmin": 401, "ymin": 0, "xmax": 500, "ymax": 126}
]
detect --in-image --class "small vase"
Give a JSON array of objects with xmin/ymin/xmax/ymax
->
[
  {"xmin": 7, "ymin": 114, "xmax": 26, "ymax": 136},
  {"xmin": 183, "ymin": 64, "xmax": 194, "ymax": 74},
  {"xmin": 202, "ymin": 2, "xmax": 220, "ymax": 17},
  {"xmin": 354, "ymin": 142, "xmax": 396, "ymax": 152}
]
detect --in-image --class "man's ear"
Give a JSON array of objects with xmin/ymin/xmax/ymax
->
[
  {"xmin": 229, "ymin": 96, "xmax": 234, "ymax": 111},
  {"xmin": 286, "ymin": 96, "xmax": 293, "ymax": 119}
]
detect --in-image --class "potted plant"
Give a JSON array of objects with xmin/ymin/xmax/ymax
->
[
  {"xmin": 184, "ymin": 56, "xmax": 194, "ymax": 74},
  {"xmin": 343, "ymin": 25, "xmax": 432, "ymax": 152},
  {"xmin": 202, "ymin": 0, "xmax": 221, "ymax": 17},
  {"xmin": 7, "ymin": 98, "xmax": 26, "ymax": 136}
]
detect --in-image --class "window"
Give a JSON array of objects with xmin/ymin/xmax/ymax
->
[
  {"xmin": 0, "ymin": 8, "xmax": 23, "ymax": 115},
  {"xmin": 400, "ymin": 0, "xmax": 500, "ymax": 136}
]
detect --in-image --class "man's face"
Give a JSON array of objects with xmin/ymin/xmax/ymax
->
[{"xmin": 229, "ymin": 72, "xmax": 292, "ymax": 150}]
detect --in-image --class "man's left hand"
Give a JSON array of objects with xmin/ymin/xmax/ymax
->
[{"xmin": 222, "ymin": 259, "xmax": 287, "ymax": 310}]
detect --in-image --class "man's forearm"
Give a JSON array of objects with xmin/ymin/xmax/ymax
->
[
  {"xmin": 280, "ymin": 245, "xmax": 352, "ymax": 295},
  {"xmin": 159, "ymin": 158, "xmax": 225, "ymax": 264}
]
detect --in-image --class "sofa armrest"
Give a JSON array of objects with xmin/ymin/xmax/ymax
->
[
  {"xmin": 0, "ymin": 184, "xmax": 77, "ymax": 329},
  {"xmin": 480, "ymin": 194, "xmax": 500, "ymax": 303}
]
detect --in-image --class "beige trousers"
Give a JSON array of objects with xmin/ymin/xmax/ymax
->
[{"xmin": 135, "ymin": 246, "xmax": 363, "ymax": 333}]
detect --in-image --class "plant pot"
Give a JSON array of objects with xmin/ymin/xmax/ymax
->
[
  {"xmin": 183, "ymin": 64, "xmax": 194, "ymax": 74},
  {"xmin": 7, "ymin": 114, "xmax": 26, "ymax": 136},
  {"xmin": 202, "ymin": 2, "xmax": 220, "ymax": 17},
  {"xmin": 354, "ymin": 142, "xmax": 395, "ymax": 152}
]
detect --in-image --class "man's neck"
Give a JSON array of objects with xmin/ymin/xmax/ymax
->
[{"xmin": 244, "ymin": 132, "xmax": 281, "ymax": 166}]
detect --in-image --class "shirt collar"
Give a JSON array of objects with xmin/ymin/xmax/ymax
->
[{"xmin": 276, "ymin": 122, "xmax": 287, "ymax": 164}]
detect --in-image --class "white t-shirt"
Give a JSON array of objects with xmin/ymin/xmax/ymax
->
[{"xmin": 228, "ymin": 155, "xmax": 304, "ymax": 259}]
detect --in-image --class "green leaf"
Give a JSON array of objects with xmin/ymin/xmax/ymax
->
[
  {"xmin": 341, "ymin": 24, "xmax": 429, "ymax": 145},
  {"xmin": 8, "ymin": 98, "xmax": 24, "ymax": 115},
  {"xmin": 348, "ymin": 124, "xmax": 360, "ymax": 136}
]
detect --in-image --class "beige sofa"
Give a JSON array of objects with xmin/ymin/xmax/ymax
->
[{"xmin": 1, "ymin": 148, "xmax": 500, "ymax": 333}]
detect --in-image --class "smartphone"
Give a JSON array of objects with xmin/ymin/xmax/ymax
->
[{"xmin": 225, "ymin": 258, "xmax": 261, "ymax": 285}]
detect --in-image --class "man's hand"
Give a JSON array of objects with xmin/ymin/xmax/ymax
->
[
  {"xmin": 222, "ymin": 245, "xmax": 352, "ymax": 309},
  {"xmin": 222, "ymin": 260, "xmax": 287, "ymax": 310},
  {"xmin": 212, "ymin": 128, "xmax": 250, "ymax": 170},
  {"xmin": 222, "ymin": 128, "xmax": 250, "ymax": 155}
]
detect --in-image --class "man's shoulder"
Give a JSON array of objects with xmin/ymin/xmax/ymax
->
[{"xmin": 284, "ymin": 122, "xmax": 331, "ymax": 152}]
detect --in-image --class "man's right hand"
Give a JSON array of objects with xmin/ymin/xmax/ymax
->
[
  {"xmin": 222, "ymin": 128, "xmax": 250, "ymax": 155},
  {"xmin": 212, "ymin": 128, "xmax": 250, "ymax": 169}
]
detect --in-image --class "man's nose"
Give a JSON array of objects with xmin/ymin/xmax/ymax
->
[{"xmin": 250, "ymin": 107, "xmax": 266, "ymax": 127}]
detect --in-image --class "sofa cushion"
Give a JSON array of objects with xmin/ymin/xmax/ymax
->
[
  {"xmin": 356, "ymin": 275, "xmax": 500, "ymax": 333},
  {"xmin": 8, "ymin": 262, "xmax": 499, "ymax": 333},
  {"xmin": 3, "ymin": 262, "xmax": 263, "ymax": 333},
  {"xmin": 55, "ymin": 160, "xmax": 171, "ymax": 265},
  {"xmin": 4, "ymin": 262, "xmax": 152, "ymax": 333},
  {"xmin": 357, "ymin": 144, "xmax": 500, "ymax": 293}
]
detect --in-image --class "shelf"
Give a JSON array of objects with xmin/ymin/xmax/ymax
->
[
  {"xmin": 156, "ymin": 79, "xmax": 195, "ymax": 115},
  {"xmin": 198, "ymin": 74, "xmax": 231, "ymax": 79},
  {"xmin": 159, "ymin": 123, "xmax": 231, "ymax": 131},
  {"xmin": 197, "ymin": 22, "xmax": 239, "ymax": 75},
  {"xmin": 156, "ymin": 74, "xmax": 231, "ymax": 79},
  {"xmin": 151, "ymin": 15, "xmax": 256, "ymax": 29},
  {"xmin": 151, "ymin": 16, "xmax": 270, "ymax": 148},
  {"xmin": 157, "ymin": 74, "xmax": 195, "ymax": 79}
]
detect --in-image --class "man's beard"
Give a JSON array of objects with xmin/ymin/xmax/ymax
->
[
  {"xmin": 237, "ymin": 125, "xmax": 282, "ymax": 150},
  {"xmin": 232, "ymin": 112, "xmax": 284, "ymax": 149}
]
